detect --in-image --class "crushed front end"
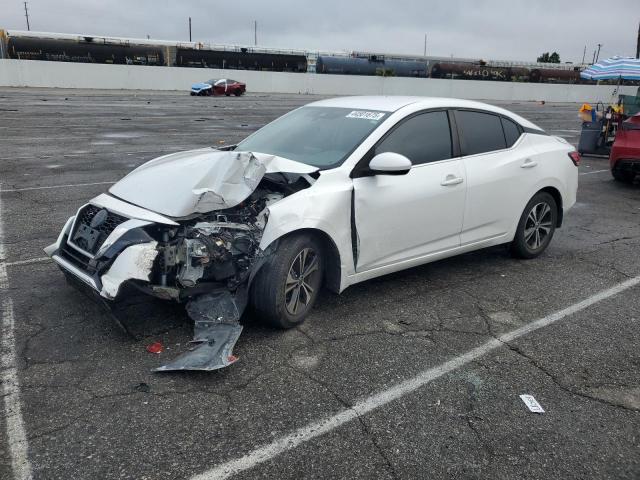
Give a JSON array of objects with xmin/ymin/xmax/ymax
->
[{"xmin": 45, "ymin": 188, "xmax": 284, "ymax": 371}]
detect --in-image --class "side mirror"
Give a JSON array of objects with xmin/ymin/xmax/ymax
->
[{"xmin": 368, "ymin": 152, "xmax": 412, "ymax": 175}]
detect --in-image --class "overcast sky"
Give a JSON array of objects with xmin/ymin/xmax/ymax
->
[{"xmin": 3, "ymin": 1, "xmax": 638, "ymax": 63}]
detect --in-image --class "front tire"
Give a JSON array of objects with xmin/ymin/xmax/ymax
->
[
  {"xmin": 510, "ymin": 192, "xmax": 558, "ymax": 259},
  {"xmin": 250, "ymin": 234, "xmax": 324, "ymax": 329}
]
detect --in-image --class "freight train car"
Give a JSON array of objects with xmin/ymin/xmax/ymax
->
[
  {"xmin": 429, "ymin": 63, "xmax": 531, "ymax": 82},
  {"xmin": 316, "ymin": 55, "xmax": 428, "ymax": 77},
  {"xmin": 4, "ymin": 35, "xmax": 164, "ymax": 65},
  {"xmin": 176, "ymin": 48, "xmax": 307, "ymax": 72},
  {"xmin": 529, "ymin": 68, "xmax": 581, "ymax": 84}
]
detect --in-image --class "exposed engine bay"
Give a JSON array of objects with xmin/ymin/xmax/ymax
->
[
  {"xmin": 154, "ymin": 187, "xmax": 285, "ymax": 298},
  {"xmin": 45, "ymin": 150, "xmax": 318, "ymax": 372}
]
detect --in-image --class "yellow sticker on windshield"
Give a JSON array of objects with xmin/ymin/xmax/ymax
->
[{"xmin": 346, "ymin": 111, "xmax": 385, "ymax": 121}]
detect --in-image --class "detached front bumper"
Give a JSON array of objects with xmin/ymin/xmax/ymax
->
[{"xmin": 44, "ymin": 198, "xmax": 167, "ymax": 301}]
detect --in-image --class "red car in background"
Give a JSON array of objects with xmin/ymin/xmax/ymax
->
[
  {"xmin": 610, "ymin": 113, "xmax": 640, "ymax": 183},
  {"xmin": 190, "ymin": 78, "xmax": 246, "ymax": 96}
]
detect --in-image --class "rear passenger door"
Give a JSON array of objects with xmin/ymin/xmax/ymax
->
[{"xmin": 453, "ymin": 110, "xmax": 540, "ymax": 245}]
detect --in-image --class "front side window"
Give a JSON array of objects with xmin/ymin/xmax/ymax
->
[
  {"xmin": 456, "ymin": 110, "xmax": 507, "ymax": 156},
  {"xmin": 375, "ymin": 111, "xmax": 452, "ymax": 165},
  {"xmin": 236, "ymin": 106, "xmax": 389, "ymax": 168}
]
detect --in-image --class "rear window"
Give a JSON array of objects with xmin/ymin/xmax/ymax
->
[
  {"xmin": 456, "ymin": 110, "xmax": 507, "ymax": 155},
  {"xmin": 501, "ymin": 117, "xmax": 522, "ymax": 147}
]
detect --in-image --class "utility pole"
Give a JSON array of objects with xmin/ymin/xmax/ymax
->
[
  {"xmin": 636, "ymin": 21, "xmax": 639, "ymax": 59},
  {"xmin": 595, "ymin": 43, "xmax": 602, "ymax": 63},
  {"xmin": 188, "ymin": 17, "xmax": 192, "ymax": 42},
  {"xmin": 581, "ymin": 45, "xmax": 586, "ymax": 64},
  {"xmin": 423, "ymin": 33, "xmax": 427, "ymax": 57},
  {"xmin": 254, "ymin": 20, "xmax": 257, "ymax": 46},
  {"xmin": 23, "ymin": 2, "xmax": 30, "ymax": 31}
]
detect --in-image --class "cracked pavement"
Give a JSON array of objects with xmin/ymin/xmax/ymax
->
[{"xmin": 0, "ymin": 88, "xmax": 639, "ymax": 479}]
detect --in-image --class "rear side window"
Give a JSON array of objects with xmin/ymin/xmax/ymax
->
[
  {"xmin": 456, "ymin": 110, "xmax": 507, "ymax": 155},
  {"xmin": 375, "ymin": 111, "xmax": 452, "ymax": 165},
  {"xmin": 501, "ymin": 117, "xmax": 522, "ymax": 147}
]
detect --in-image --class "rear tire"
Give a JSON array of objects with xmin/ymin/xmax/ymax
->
[
  {"xmin": 234, "ymin": 89, "xmax": 243, "ymax": 96},
  {"xmin": 250, "ymin": 234, "xmax": 324, "ymax": 329},
  {"xmin": 612, "ymin": 168, "xmax": 635, "ymax": 183},
  {"xmin": 510, "ymin": 192, "xmax": 558, "ymax": 259}
]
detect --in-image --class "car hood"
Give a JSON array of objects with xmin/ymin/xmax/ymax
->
[
  {"xmin": 108, "ymin": 149, "xmax": 319, "ymax": 218},
  {"xmin": 191, "ymin": 83, "xmax": 211, "ymax": 90}
]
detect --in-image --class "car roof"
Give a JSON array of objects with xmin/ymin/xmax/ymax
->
[{"xmin": 308, "ymin": 96, "xmax": 540, "ymax": 130}]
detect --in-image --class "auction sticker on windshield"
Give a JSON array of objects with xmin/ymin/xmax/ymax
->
[{"xmin": 346, "ymin": 110, "xmax": 386, "ymax": 120}]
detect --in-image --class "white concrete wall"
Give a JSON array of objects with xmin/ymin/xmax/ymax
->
[{"xmin": 0, "ymin": 59, "xmax": 635, "ymax": 102}]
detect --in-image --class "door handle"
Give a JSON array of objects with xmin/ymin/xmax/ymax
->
[
  {"xmin": 440, "ymin": 175, "xmax": 464, "ymax": 186},
  {"xmin": 521, "ymin": 158, "xmax": 538, "ymax": 168}
]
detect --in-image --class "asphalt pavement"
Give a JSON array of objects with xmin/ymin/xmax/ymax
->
[{"xmin": 0, "ymin": 88, "xmax": 638, "ymax": 480}]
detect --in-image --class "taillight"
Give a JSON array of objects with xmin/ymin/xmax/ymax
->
[{"xmin": 568, "ymin": 151, "xmax": 581, "ymax": 166}]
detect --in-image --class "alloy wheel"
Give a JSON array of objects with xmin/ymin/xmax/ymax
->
[
  {"xmin": 524, "ymin": 202, "xmax": 553, "ymax": 250},
  {"xmin": 284, "ymin": 248, "xmax": 319, "ymax": 315}
]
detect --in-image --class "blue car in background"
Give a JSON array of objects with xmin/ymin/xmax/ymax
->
[{"xmin": 190, "ymin": 78, "xmax": 246, "ymax": 96}]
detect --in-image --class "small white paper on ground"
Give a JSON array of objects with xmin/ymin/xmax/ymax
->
[{"xmin": 520, "ymin": 394, "xmax": 545, "ymax": 413}]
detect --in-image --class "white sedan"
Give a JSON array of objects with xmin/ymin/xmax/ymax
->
[{"xmin": 46, "ymin": 96, "xmax": 579, "ymax": 370}]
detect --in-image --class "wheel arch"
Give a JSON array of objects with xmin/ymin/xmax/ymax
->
[
  {"xmin": 270, "ymin": 228, "xmax": 342, "ymax": 293},
  {"xmin": 538, "ymin": 186, "xmax": 563, "ymax": 227}
]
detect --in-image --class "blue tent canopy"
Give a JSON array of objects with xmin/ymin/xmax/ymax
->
[{"xmin": 580, "ymin": 56, "xmax": 640, "ymax": 81}]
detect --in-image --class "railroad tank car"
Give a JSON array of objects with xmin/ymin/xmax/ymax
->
[
  {"xmin": 529, "ymin": 68, "xmax": 581, "ymax": 84},
  {"xmin": 429, "ymin": 63, "xmax": 531, "ymax": 82},
  {"xmin": 176, "ymin": 48, "xmax": 307, "ymax": 72},
  {"xmin": 6, "ymin": 36, "xmax": 164, "ymax": 65},
  {"xmin": 316, "ymin": 55, "xmax": 427, "ymax": 77}
]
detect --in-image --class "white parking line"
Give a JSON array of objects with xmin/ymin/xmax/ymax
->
[
  {"xmin": 4, "ymin": 257, "xmax": 50, "ymax": 267},
  {"xmin": 579, "ymin": 169, "xmax": 609, "ymax": 176},
  {"xmin": 0, "ymin": 185, "xmax": 34, "ymax": 480},
  {"xmin": 191, "ymin": 274, "xmax": 640, "ymax": 480},
  {"xmin": 0, "ymin": 181, "xmax": 115, "ymax": 193}
]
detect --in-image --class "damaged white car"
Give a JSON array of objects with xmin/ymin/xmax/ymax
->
[{"xmin": 46, "ymin": 96, "xmax": 579, "ymax": 371}]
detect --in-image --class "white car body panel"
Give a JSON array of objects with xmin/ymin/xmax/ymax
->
[
  {"xmin": 353, "ymin": 158, "xmax": 466, "ymax": 270},
  {"xmin": 460, "ymin": 134, "xmax": 542, "ymax": 244},
  {"xmin": 109, "ymin": 150, "xmax": 318, "ymax": 218},
  {"xmin": 258, "ymin": 169, "xmax": 356, "ymax": 289}
]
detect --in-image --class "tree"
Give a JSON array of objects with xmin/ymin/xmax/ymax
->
[{"xmin": 537, "ymin": 51, "xmax": 561, "ymax": 63}]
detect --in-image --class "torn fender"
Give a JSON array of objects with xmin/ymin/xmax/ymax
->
[{"xmin": 109, "ymin": 150, "xmax": 318, "ymax": 218}]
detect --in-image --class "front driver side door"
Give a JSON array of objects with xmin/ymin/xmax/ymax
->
[{"xmin": 352, "ymin": 110, "xmax": 467, "ymax": 272}]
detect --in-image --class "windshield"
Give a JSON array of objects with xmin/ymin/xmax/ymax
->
[{"xmin": 236, "ymin": 106, "xmax": 389, "ymax": 168}]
